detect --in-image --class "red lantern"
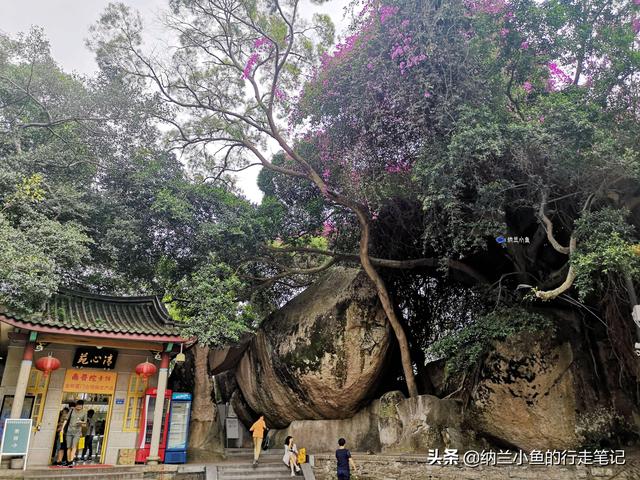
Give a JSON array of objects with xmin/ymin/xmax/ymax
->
[
  {"xmin": 135, "ymin": 360, "xmax": 157, "ymax": 379},
  {"xmin": 35, "ymin": 354, "xmax": 61, "ymax": 377}
]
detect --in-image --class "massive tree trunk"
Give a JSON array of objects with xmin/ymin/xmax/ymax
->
[
  {"xmin": 356, "ymin": 215, "xmax": 419, "ymax": 397},
  {"xmin": 188, "ymin": 345, "xmax": 224, "ymax": 461}
]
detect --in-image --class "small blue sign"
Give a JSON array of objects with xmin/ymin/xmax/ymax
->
[
  {"xmin": 0, "ymin": 418, "xmax": 32, "ymax": 467},
  {"xmin": 172, "ymin": 392, "xmax": 192, "ymax": 401},
  {"xmin": 115, "ymin": 398, "xmax": 125, "ymax": 405}
]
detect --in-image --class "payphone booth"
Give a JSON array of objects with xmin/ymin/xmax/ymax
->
[
  {"xmin": 135, "ymin": 388, "xmax": 172, "ymax": 463},
  {"xmin": 165, "ymin": 392, "xmax": 192, "ymax": 464}
]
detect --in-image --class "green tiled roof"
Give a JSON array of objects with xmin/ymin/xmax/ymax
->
[{"xmin": 0, "ymin": 289, "xmax": 181, "ymax": 337}]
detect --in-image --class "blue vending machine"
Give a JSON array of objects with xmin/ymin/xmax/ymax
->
[{"xmin": 165, "ymin": 392, "xmax": 192, "ymax": 464}]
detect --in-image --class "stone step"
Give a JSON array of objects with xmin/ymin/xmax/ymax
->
[
  {"xmin": 219, "ymin": 474, "xmax": 298, "ymax": 479},
  {"xmin": 221, "ymin": 464, "xmax": 288, "ymax": 471},
  {"xmin": 4, "ymin": 465, "xmax": 147, "ymax": 480},
  {"xmin": 222, "ymin": 457, "xmax": 282, "ymax": 463},
  {"xmin": 218, "ymin": 462, "xmax": 301, "ymax": 480},
  {"xmin": 22, "ymin": 473, "xmax": 143, "ymax": 480},
  {"xmin": 220, "ymin": 474, "xmax": 300, "ymax": 480},
  {"xmin": 225, "ymin": 449, "xmax": 281, "ymax": 456}
]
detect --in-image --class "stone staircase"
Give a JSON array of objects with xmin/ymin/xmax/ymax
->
[
  {"xmin": 0, "ymin": 464, "xmax": 205, "ymax": 480},
  {"xmin": 2, "ymin": 466, "xmax": 145, "ymax": 480},
  {"xmin": 219, "ymin": 449, "xmax": 302, "ymax": 480}
]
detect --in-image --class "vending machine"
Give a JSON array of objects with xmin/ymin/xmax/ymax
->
[
  {"xmin": 135, "ymin": 388, "xmax": 172, "ymax": 463},
  {"xmin": 165, "ymin": 392, "xmax": 193, "ymax": 464}
]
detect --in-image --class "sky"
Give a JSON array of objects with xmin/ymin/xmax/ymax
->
[{"xmin": 0, "ymin": 0, "xmax": 350, "ymax": 203}]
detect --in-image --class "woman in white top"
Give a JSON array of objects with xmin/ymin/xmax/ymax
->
[{"xmin": 282, "ymin": 436, "xmax": 301, "ymax": 476}]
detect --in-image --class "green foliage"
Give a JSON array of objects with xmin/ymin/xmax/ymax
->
[
  {"xmin": 571, "ymin": 208, "xmax": 640, "ymax": 300},
  {"xmin": 427, "ymin": 307, "xmax": 553, "ymax": 377},
  {"xmin": 5, "ymin": 174, "xmax": 46, "ymax": 206},
  {"xmin": 0, "ymin": 212, "xmax": 91, "ymax": 311},
  {"xmin": 0, "ymin": 28, "xmax": 267, "ymax": 350},
  {"xmin": 169, "ymin": 256, "xmax": 256, "ymax": 346}
]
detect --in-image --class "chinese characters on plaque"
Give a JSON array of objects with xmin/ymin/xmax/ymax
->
[
  {"xmin": 72, "ymin": 347, "xmax": 118, "ymax": 369},
  {"xmin": 63, "ymin": 369, "xmax": 117, "ymax": 394}
]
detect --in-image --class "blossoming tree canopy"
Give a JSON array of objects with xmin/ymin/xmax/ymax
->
[{"xmin": 90, "ymin": 0, "xmax": 639, "ymax": 398}]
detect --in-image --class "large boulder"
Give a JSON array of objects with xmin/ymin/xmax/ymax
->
[
  {"xmin": 235, "ymin": 267, "xmax": 391, "ymax": 428},
  {"xmin": 469, "ymin": 331, "xmax": 578, "ymax": 450},
  {"xmin": 209, "ymin": 336, "xmax": 251, "ymax": 375}
]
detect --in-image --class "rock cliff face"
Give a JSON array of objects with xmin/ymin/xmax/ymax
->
[
  {"xmin": 216, "ymin": 270, "xmax": 636, "ymax": 453},
  {"xmin": 270, "ymin": 401, "xmax": 382, "ymax": 453},
  {"xmin": 270, "ymin": 392, "xmax": 480, "ymax": 453},
  {"xmin": 378, "ymin": 391, "xmax": 477, "ymax": 453},
  {"xmin": 266, "ymin": 333, "xmax": 584, "ymax": 453},
  {"xmin": 235, "ymin": 267, "xmax": 391, "ymax": 428},
  {"xmin": 470, "ymin": 332, "xmax": 579, "ymax": 450}
]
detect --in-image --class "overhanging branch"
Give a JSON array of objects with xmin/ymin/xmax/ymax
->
[
  {"xmin": 538, "ymin": 192, "xmax": 570, "ymax": 255},
  {"xmin": 266, "ymin": 245, "xmax": 488, "ymax": 282}
]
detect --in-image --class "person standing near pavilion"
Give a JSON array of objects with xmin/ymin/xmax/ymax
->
[
  {"xmin": 52, "ymin": 405, "xmax": 70, "ymax": 465},
  {"xmin": 249, "ymin": 415, "xmax": 267, "ymax": 466},
  {"xmin": 81, "ymin": 409, "xmax": 96, "ymax": 462},
  {"xmin": 65, "ymin": 400, "xmax": 87, "ymax": 467}
]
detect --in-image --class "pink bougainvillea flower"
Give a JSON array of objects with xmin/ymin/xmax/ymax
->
[
  {"xmin": 274, "ymin": 88, "xmax": 286, "ymax": 101},
  {"xmin": 379, "ymin": 5, "xmax": 399, "ymax": 23},
  {"xmin": 254, "ymin": 37, "xmax": 272, "ymax": 49},
  {"xmin": 546, "ymin": 62, "xmax": 572, "ymax": 91},
  {"xmin": 391, "ymin": 44, "xmax": 404, "ymax": 59},
  {"xmin": 466, "ymin": 0, "xmax": 507, "ymax": 15},
  {"xmin": 424, "ymin": 91, "xmax": 432, "ymax": 98},
  {"xmin": 322, "ymin": 168, "xmax": 331, "ymax": 181},
  {"xmin": 322, "ymin": 220, "xmax": 336, "ymax": 238},
  {"xmin": 500, "ymin": 28, "xmax": 510, "ymax": 37},
  {"xmin": 539, "ymin": 115, "xmax": 545, "ymax": 123},
  {"xmin": 523, "ymin": 81, "xmax": 533, "ymax": 93},
  {"xmin": 520, "ymin": 40, "xmax": 529, "ymax": 50},
  {"xmin": 546, "ymin": 78, "xmax": 556, "ymax": 91},
  {"xmin": 242, "ymin": 52, "xmax": 260, "ymax": 79},
  {"xmin": 633, "ymin": 18, "xmax": 640, "ymax": 34},
  {"xmin": 385, "ymin": 160, "xmax": 412, "ymax": 174}
]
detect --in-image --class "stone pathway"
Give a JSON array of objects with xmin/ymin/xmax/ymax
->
[{"xmin": 215, "ymin": 449, "xmax": 302, "ymax": 480}]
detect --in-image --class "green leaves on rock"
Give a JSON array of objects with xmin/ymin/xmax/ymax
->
[{"xmin": 428, "ymin": 307, "xmax": 553, "ymax": 378}]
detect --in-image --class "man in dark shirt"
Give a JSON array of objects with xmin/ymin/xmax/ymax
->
[{"xmin": 336, "ymin": 438, "xmax": 356, "ymax": 480}]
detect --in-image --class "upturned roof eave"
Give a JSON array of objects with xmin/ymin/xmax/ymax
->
[{"xmin": 0, "ymin": 314, "xmax": 188, "ymax": 344}]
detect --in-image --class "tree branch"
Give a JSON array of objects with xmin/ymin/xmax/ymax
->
[
  {"xmin": 538, "ymin": 191, "xmax": 570, "ymax": 255},
  {"xmin": 266, "ymin": 246, "xmax": 488, "ymax": 282},
  {"xmin": 535, "ymin": 237, "xmax": 577, "ymax": 301}
]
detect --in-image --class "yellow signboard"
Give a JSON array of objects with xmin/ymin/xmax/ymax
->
[{"xmin": 63, "ymin": 369, "xmax": 117, "ymax": 394}]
